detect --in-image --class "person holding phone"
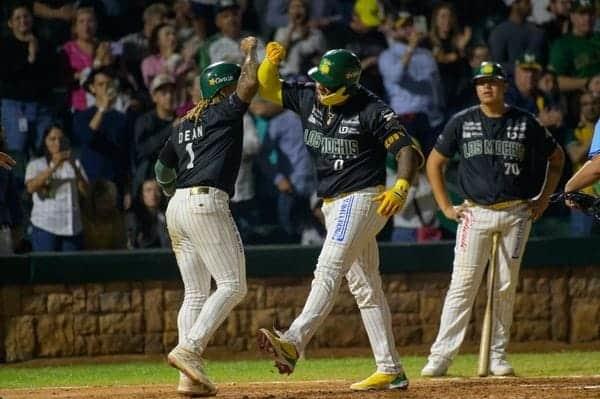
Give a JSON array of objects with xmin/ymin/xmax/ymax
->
[{"xmin": 25, "ymin": 124, "xmax": 88, "ymax": 251}]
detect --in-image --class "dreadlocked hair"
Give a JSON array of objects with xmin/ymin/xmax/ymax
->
[{"xmin": 183, "ymin": 92, "xmax": 226, "ymax": 123}]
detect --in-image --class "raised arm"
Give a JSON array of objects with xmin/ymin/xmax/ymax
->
[
  {"xmin": 236, "ymin": 36, "xmax": 259, "ymax": 104},
  {"xmin": 257, "ymin": 42, "xmax": 286, "ymax": 105}
]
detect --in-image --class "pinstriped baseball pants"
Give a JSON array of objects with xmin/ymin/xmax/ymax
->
[
  {"xmin": 283, "ymin": 187, "xmax": 402, "ymax": 374},
  {"xmin": 166, "ymin": 187, "xmax": 247, "ymax": 356},
  {"xmin": 428, "ymin": 203, "xmax": 532, "ymax": 364}
]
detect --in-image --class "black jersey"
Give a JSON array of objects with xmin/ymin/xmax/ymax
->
[
  {"xmin": 158, "ymin": 93, "xmax": 248, "ymax": 197},
  {"xmin": 435, "ymin": 105, "xmax": 558, "ymax": 205},
  {"xmin": 282, "ymin": 81, "xmax": 418, "ymax": 198}
]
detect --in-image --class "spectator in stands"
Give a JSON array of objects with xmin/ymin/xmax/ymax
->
[
  {"xmin": 378, "ymin": 11, "xmax": 445, "ymax": 141},
  {"xmin": 488, "ymin": 0, "xmax": 545, "ymax": 70},
  {"xmin": 141, "ymin": 23, "xmax": 193, "ymax": 89},
  {"xmin": 72, "ymin": 66, "xmax": 130, "ymax": 200},
  {"xmin": 174, "ymin": 0, "xmax": 196, "ymax": 44},
  {"xmin": 25, "ymin": 124, "xmax": 88, "ymax": 251},
  {"xmin": 119, "ymin": 3, "xmax": 169, "ymax": 90},
  {"xmin": 197, "ymin": 0, "xmax": 265, "ymax": 71},
  {"xmin": 541, "ymin": 0, "xmax": 572, "ymax": 45},
  {"xmin": 454, "ymin": 43, "xmax": 491, "ymax": 111},
  {"xmin": 427, "ymin": 2, "xmax": 472, "ymax": 114},
  {"xmin": 1, "ymin": 3, "xmax": 57, "ymax": 161},
  {"xmin": 506, "ymin": 52, "xmax": 542, "ymax": 114},
  {"xmin": 83, "ymin": 178, "xmax": 126, "ymax": 249},
  {"xmin": 342, "ymin": 6, "xmax": 388, "ymax": 97},
  {"xmin": 259, "ymin": 102, "xmax": 317, "ymax": 243},
  {"xmin": 549, "ymin": 0, "xmax": 599, "ymax": 92},
  {"xmin": 273, "ymin": 0, "xmax": 325, "ymax": 78},
  {"xmin": 176, "ymin": 70, "xmax": 200, "ymax": 117},
  {"xmin": 586, "ymin": 73, "xmax": 600, "ymax": 98},
  {"xmin": 266, "ymin": 0, "xmax": 343, "ymax": 36},
  {"xmin": 126, "ymin": 178, "xmax": 169, "ymax": 249},
  {"xmin": 537, "ymin": 68, "xmax": 567, "ymax": 130},
  {"xmin": 0, "ymin": 127, "xmax": 22, "ymax": 254},
  {"xmin": 133, "ymin": 74, "xmax": 176, "ymax": 195},
  {"xmin": 565, "ymin": 91, "xmax": 600, "ymax": 235},
  {"xmin": 32, "ymin": 1, "xmax": 76, "ymax": 48},
  {"xmin": 62, "ymin": 7, "xmax": 115, "ymax": 111}
]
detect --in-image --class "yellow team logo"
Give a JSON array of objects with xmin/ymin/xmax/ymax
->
[
  {"xmin": 482, "ymin": 63, "xmax": 494, "ymax": 75},
  {"xmin": 320, "ymin": 59, "xmax": 332, "ymax": 75},
  {"xmin": 209, "ymin": 78, "xmax": 216, "ymax": 85}
]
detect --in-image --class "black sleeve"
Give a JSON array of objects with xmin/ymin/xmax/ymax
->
[
  {"xmin": 364, "ymin": 101, "xmax": 418, "ymax": 157},
  {"xmin": 212, "ymin": 93, "xmax": 249, "ymax": 120},
  {"xmin": 530, "ymin": 117, "xmax": 558, "ymax": 158},
  {"xmin": 281, "ymin": 81, "xmax": 315, "ymax": 116},
  {"xmin": 158, "ymin": 138, "xmax": 178, "ymax": 168},
  {"xmin": 435, "ymin": 115, "xmax": 461, "ymax": 158}
]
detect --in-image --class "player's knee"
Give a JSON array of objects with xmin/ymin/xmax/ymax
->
[{"xmin": 219, "ymin": 280, "xmax": 247, "ymax": 303}]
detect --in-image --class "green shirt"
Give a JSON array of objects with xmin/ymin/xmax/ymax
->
[{"xmin": 549, "ymin": 33, "xmax": 600, "ymax": 78}]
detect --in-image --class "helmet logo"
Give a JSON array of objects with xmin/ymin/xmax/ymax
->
[
  {"xmin": 319, "ymin": 59, "xmax": 332, "ymax": 75},
  {"xmin": 208, "ymin": 75, "xmax": 235, "ymax": 85},
  {"xmin": 482, "ymin": 63, "xmax": 494, "ymax": 74}
]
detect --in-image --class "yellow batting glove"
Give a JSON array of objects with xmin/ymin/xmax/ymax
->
[
  {"xmin": 373, "ymin": 178, "xmax": 410, "ymax": 218},
  {"xmin": 266, "ymin": 41, "xmax": 286, "ymax": 65}
]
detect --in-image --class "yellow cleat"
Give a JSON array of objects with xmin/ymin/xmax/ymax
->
[
  {"xmin": 257, "ymin": 328, "xmax": 299, "ymax": 374},
  {"xmin": 350, "ymin": 371, "xmax": 409, "ymax": 391}
]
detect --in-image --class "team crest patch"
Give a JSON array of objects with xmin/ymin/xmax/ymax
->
[
  {"xmin": 332, "ymin": 196, "xmax": 354, "ymax": 242},
  {"xmin": 320, "ymin": 59, "xmax": 332, "ymax": 75}
]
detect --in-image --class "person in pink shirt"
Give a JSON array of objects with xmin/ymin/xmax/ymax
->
[
  {"xmin": 141, "ymin": 23, "xmax": 193, "ymax": 91},
  {"xmin": 62, "ymin": 7, "xmax": 113, "ymax": 111}
]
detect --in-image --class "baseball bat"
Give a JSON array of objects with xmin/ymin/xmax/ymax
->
[{"xmin": 478, "ymin": 232, "xmax": 500, "ymax": 377}]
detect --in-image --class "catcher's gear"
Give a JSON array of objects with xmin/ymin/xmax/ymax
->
[
  {"xmin": 199, "ymin": 61, "xmax": 241, "ymax": 100},
  {"xmin": 265, "ymin": 41, "xmax": 286, "ymax": 65},
  {"xmin": 551, "ymin": 191, "xmax": 600, "ymax": 221},
  {"xmin": 473, "ymin": 61, "xmax": 506, "ymax": 83},
  {"xmin": 373, "ymin": 178, "xmax": 410, "ymax": 217},
  {"xmin": 308, "ymin": 49, "xmax": 361, "ymax": 106}
]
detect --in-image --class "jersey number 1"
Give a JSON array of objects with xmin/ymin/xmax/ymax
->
[{"xmin": 185, "ymin": 143, "xmax": 194, "ymax": 169}]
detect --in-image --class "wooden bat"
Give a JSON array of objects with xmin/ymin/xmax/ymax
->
[{"xmin": 478, "ymin": 232, "xmax": 500, "ymax": 377}]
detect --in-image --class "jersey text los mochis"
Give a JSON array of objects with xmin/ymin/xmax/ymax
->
[
  {"xmin": 304, "ymin": 128, "xmax": 359, "ymax": 157},
  {"xmin": 463, "ymin": 139, "xmax": 526, "ymax": 160}
]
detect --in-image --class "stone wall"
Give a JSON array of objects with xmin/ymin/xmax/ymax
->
[{"xmin": 1, "ymin": 267, "xmax": 599, "ymax": 362}]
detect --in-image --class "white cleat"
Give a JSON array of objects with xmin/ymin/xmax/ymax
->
[
  {"xmin": 421, "ymin": 358, "xmax": 449, "ymax": 377},
  {"xmin": 490, "ymin": 359, "xmax": 515, "ymax": 376},
  {"xmin": 177, "ymin": 374, "xmax": 217, "ymax": 397},
  {"xmin": 168, "ymin": 345, "xmax": 216, "ymax": 393}
]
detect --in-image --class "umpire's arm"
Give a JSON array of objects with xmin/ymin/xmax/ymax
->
[{"xmin": 565, "ymin": 156, "xmax": 600, "ymax": 193}]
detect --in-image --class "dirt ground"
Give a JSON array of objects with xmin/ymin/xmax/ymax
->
[{"xmin": 2, "ymin": 377, "xmax": 600, "ymax": 399}]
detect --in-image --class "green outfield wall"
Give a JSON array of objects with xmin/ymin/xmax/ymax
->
[{"xmin": 1, "ymin": 237, "xmax": 599, "ymax": 362}]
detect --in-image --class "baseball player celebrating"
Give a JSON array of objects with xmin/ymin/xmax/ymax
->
[
  {"xmin": 255, "ymin": 43, "xmax": 423, "ymax": 391},
  {"xmin": 422, "ymin": 62, "xmax": 565, "ymax": 377},
  {"xmin": 154, "ymin": 37, "xmax": 259, "ymax": 396},
  {"xmin": 565, "ymin": 119, "xmax": 600, "ymax": 194}
]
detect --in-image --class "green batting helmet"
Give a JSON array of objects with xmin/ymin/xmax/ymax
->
[
  {"xmin": 200, "ymin": 61, "xmax": 241, "ymax": 99},
  {"xmin": 473, "ymin": 62, "xmax": 506, "ymax": 83},
  {"xmin": 308, "ymin": 49, "xmax": 362, "ymax": 89}
]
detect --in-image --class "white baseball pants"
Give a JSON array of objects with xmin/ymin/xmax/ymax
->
[
  {"xmin": 283, "ymin": 187, "xmax": 402, "ymax": 374},
  {"xmin": 428, "ymin": 202, "xmax": 532, "ymax": 363},
  {"xmin": 166, "ymin": 186, "xmax": 247, "ymax": 355}
]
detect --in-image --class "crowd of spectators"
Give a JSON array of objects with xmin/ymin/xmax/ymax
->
[{"xmin": 0, "ymin": 0, "xmax": 599, "ymax": 253}]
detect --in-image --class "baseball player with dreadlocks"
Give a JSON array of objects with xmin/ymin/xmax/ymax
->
[
  {"xmin": 154, "ymin": 36, "xmax": 258, "ymax": 396},
  {"xmin": 255, "ymin": 42, "xmax": 423, "ymax": 391}
]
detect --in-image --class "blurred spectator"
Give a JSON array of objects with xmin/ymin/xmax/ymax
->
[
  {"xmin": 72, "ymin": 66, "xmax": 131, "ymax": 199},
  {"xmin": 506, "ymin": 52, "xmax": 543, "ymax": 114},
  {"xmin": 82, "ymin": 178, "xmax": 126, "ymax": 249},
  {"xmin": 258, "ymin": 102, "xmax": 317, "ymax": 243},
  {"xmin": 427, "ymin": 2, "xmax": 472, "ymax": 115},
  {"xmin": 176, "ymin": 69, "xmax": 201, "ymax": 117},
  {"xmin": 488, "ymin": 0, "xmax": 545, "ymax": 70},
  {"xmin": 378, "ymin": 12, "xmax": 445, "ymax": 139},
  {"xmin": 126, "ymin": 178, "xmax": 169, "ymax": 249},
  {"xmin": 133, "ymin": 74, "xmax": 176, "ymax": 195},
  {"xmin": 342, "ymin": 7, "xmax": 388, "ymax": 97},
  {"xmin": 141, "ymin": 23, "xmax": 193, "ymax": 89},
  {"xmin": 62, "ymin": 7, "xmax": 115, "ymax": 111},
  {"xmin": 541, "ymin": 0, "xmax": 572, "ymax": 45},
  {"xmin": 273, "ymin": 0, "xmax": 325, "ymax": 77},
  {"xmin": 119, "ymin": 3, "xmax": 169, "ymax": 90},
  {"xmin": 25, "ymin": 124, "xmax": 88, "ymax": 251},
  {"xmin": 565, "ymin": 91, "xmax": 600, "ymax": 235},
  {"xmin": 1, "ymin": 3, "xmax": 57, "ymax": 163},
  {"xmin": 537, "ymin": 68, "xmax": 567, "ymax": 130},
  {"xmin": 174, "ymin": 0, "xmax": 196, "ymax": 44},
  {"xmin": 266, "ymin": 0, "xmax": 343, "ymax": 33},
  {"xmin": 32, "ymin": 1, "xmax": 76, "ymax": 48},
  {"xmin": 454, "ymin": 43, "xmax": 492, "ymax": 111},
  {"xmin": 0, "ymin": 127, "xmax": 23, "ymax": 254},
  {"xmin": 230, "ymin": 112, "xmax": 261, "ymax": 242},
  {"xmin": 549, "ymin": 0, "xmax": 599, "ymax": 92},
  {"xmin": 587, "ymin": 73, "xmax": 600, "ymax": 98},
  {"xmin": 197, "ymin": 0, "xmax": 265, "ymax": 71}
]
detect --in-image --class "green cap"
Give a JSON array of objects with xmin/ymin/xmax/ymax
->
[
  {"xmin": 473, "ymin": 61, "xmax": 507, "ymax": 82},
  {"xmin": 515, "ymin": 52, "xmax": 542, "ymax": 70},
  {"xmin": 308, "ymin": 49, "xmax": 362, "ymax": 90},
  {"xmin": 199, "ymin": 61, "xmax": 241, "ymax": 100},
  {"xmin": 572, "ymin": 0, "xmax": 595, "ymax": 13}
]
